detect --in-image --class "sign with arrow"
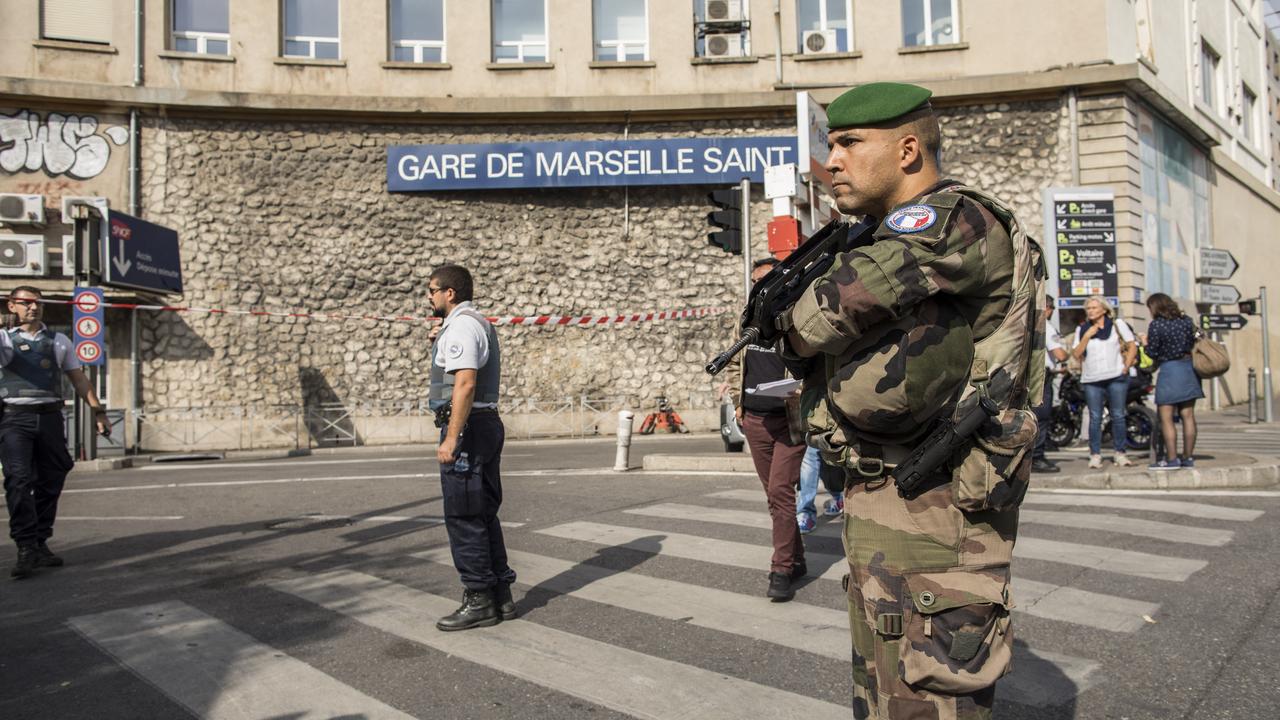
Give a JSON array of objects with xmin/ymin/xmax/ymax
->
[
  {"xmin": 1198, "ymin": 283, "xmax": 1241, "ymax": 305},
  {"xmin": 1197, "ymin": 248, "xmax": 1239, "ymax": 281},
  {"xmin": 1048, "ymin": 189, "xmax": 1118, "ymax": 308},
  {"xmin": 1200, "ymin": 313, "xmax": 1248, "ymax": 331},
  {"xmin": 103, "ymin": 211, "xmax": 183, "ymax": 295}
]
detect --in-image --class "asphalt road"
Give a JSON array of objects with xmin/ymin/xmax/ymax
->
[{"xmin": 2, "ymin": 434, "xmax": 1278, "ymax": 720}]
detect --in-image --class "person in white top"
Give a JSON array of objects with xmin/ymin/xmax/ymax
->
[
  {"xmin": 1032, "ymin": 295, "xmax": 1070, "ymax": 473},
  {"xmin": 1071, "ymin": 297, "xmax": 1138, "ymax": 468}
]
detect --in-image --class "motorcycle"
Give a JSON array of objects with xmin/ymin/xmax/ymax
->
[{"xmin": 1047, "ymin": 369, "xmax": 1156, "ymax": 451}]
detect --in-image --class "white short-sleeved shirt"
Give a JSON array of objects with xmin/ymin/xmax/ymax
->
[
  {"xmin": 0, "ymin": 323, "xmax": 80, "ymax": 405},
  {"xmin": 434, "ymin": 301, "xmax": 496, "ymax": 409},
  {"xmin": 1075, "ymin": 317, "xmax": 1135, "ymax": 384},
  {"xmin": 1045, "ymin": 321, "xmax": 1064, "ymax": 370}
]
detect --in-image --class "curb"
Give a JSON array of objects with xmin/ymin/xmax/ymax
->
[{"xmin": 641, "ymin": 453, "xmax": 1280, "ymax": 489}]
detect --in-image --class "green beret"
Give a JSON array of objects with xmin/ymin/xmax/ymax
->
[{"xmin": 826, "ymin": 82, "xmax": 933, "ymax": 129}]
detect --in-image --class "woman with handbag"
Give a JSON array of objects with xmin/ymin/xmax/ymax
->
[
  {"xmin": 1143, "ymin": 293, "xmax": 1203, "ymax": 469},
  {"xmin": 1072, "ymin": 297, "xmax": 1138, "ymax": 468}
]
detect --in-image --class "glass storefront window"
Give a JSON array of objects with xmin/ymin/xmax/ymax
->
[{"xmin": 1138, "ymin": 107, "xmax": 1211, "ymax": 306}]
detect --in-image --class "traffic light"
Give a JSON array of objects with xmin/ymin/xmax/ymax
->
[
  {"xmin": 1239, "ymin": 299, "xmax": 1259, "ymax": 315},
  {"xmin": 706, "ymin": 187, "xmax": 742, "ymax": 254}
]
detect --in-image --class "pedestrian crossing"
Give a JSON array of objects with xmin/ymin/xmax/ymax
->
[{"xmin": 62, "ymin": 486, "xmax": 1267, "ymax": 719}]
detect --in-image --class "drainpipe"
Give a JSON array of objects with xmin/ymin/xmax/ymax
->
[
  {"xmin": 1068, "ymin": 88, "xmax": 1080, "ymax": 186},
  {"xmin": 130, "ymin": 0, "xmax": 143, "ymax": 452},
  {"xmin": 773, "ymin": 1, "xmax": 783, "ymax": 85}
]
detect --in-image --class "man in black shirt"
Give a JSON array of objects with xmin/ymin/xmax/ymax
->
[{"xmin": 737, "ymin": 258, "xmax": 807, "ymax": 602}]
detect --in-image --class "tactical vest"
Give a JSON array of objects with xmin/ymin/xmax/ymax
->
[
  {"xmin": 428, "ymin": 307, "xmax": 501, "ymax": 410},
  {"xmin": 0, "ymin": 328, "xmax": 63, "ymax": 403}
]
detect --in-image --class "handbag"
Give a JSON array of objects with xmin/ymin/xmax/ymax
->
[{"xmin": 1191, "ymin": 333, "xmax": 1231, "ymax": 378}]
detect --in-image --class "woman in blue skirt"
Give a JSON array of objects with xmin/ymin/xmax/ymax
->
[{"xmin": 1144, "ymin": 293, "xmax": 1204, "ymax": 469}]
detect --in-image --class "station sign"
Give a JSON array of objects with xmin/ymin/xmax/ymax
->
[
  {"xmin": 1046, "ymin": 189, "xmax": 1119, "ymax": 309},
  {"xmin": 103, "ymin": 211, "xmax": 184, "ymax": 295},
  {"xmin": 1200, "ymin": 313, "xmax": 1248, "ymax": 331},
  {"xmin": 72, "ymin": 287, "xmax": 105, "ymax": 366}
]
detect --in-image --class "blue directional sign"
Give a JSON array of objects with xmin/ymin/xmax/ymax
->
[
  {"xmin": 103, "ymin": 211, "xmax": 183, "ymax": 294},
  {"xmin": 72, "ymin": 287, "xmax": 105, "ymax": 366}
]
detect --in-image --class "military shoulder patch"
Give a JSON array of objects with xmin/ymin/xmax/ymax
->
[{"xmin": 885, "ymin": 205, "xmax": 938, "ymax": 234}]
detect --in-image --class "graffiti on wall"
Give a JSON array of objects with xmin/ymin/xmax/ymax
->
[{"xmin": 0, "ymin": 110, "xmax": 130, "ymax": 180}]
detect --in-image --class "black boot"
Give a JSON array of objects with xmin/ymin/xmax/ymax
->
[
  {"xmin": 436, "ymin": 589, "xmax": 499, "ymax": 632},
  {"xmin": 10, "ymin": 545, "xmax": 39, "ymax": 580},
  {"xmin": 35, "ymin": 541, "xmax": 63, "ymax": 568},
  {"xmin": 767, "ymin": 572, "xmax": 794, "ymax": 602},
  {"xmin": 493, "ymin": 583, "xmax": 518, "ymax": 621}
]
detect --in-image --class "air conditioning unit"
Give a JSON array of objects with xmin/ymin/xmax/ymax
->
[
  {"xmin": 704, "ymin": 0, "xmax": 744, "ymax": 23},
  {"xmin": 802, "ymin": 29, "xmax": 838, "ymax": 55},
  {"xmin": 61, "ymin": 196, "xmax": 109, "ymax": 222},
  {"xmin": 0, "ymin": 235, "xmax": 47, "ymax": 276},
  {"xmin": 61, "ymin": 235, "xmax": 75, "ymax": 277},
  {"xmin": 0, "ymin": 194, "xmax": 45, "ymax": 225},
  {"xmin": 704, "ymin": 33, "xmax": 745, "ymax": 58}
]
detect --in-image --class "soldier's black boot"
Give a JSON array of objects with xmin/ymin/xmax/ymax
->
[
  {"xmin": 35, "ymin": 541, "xmax": 63, "ymax": 568},
  {"xmin": 10, "ymin": 545, "xmax": 39, "ymax": 580},
  {"xmin": 493, "ymin": 582, "xmax": 517, "ymax": 621},
  {"xmin": 436, "ymin": 589, "xmax": 499, "ymax": 631}
]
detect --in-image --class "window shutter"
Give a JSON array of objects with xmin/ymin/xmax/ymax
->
[{"xmin": 42, "ymin": 0, "xmax": 112, "ymax": 44}]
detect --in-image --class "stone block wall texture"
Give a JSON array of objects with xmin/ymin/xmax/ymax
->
[{"xmin": 137, "ymin": 98, "xmax": 1071, "ymax": 414}]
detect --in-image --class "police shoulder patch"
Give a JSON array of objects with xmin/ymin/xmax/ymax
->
[
  {"xmin": 885, "ymin": 204, "xmax": 938, "ymax": 234},
  {"xmin": 447, "ymin": 342, "xmax": 464, "ymax": 359}
]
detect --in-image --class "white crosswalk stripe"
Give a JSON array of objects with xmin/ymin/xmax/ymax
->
[
  {"xmin": 271, "ymin": 570, "xmax": 850, "ymax": 720},
  {"xmin": 1021, "ymin": 493, "xmax": 1265, "ymax": 521},
  {"xmin": 1019, "ymin": 509, "xmax": 1234, "ymax": 546},
  {"xmin": 67, "ymin": 601, "xmax": 415, "ymax": 720}
]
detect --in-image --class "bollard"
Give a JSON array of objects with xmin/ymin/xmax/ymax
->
[
  {"xmin": 1249, "ymin": 368, "xmax": 1259, "ymax": 424},
  {"xmin": 614, "ymin": 410, "xmax": 636, "ymax": 472}
]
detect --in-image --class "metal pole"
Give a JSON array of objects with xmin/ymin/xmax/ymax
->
[
  {"xmin": 741, "ymin": 178, "xmax": 752, "ymax": 298},
  {"xmin": 1248, "ymin": 368, "xmax": 1258, "ymax": 424},
  {"xmin": 130, "ymin": 307, "xmax": 140, "ymax": 453},
  {"xmin": 1263, "ymin": 286, "xmax": 1273, "ymax": 422},
  {"xmin": 71, "ymin": 213, "xmax": 86, "ymax": 461}
]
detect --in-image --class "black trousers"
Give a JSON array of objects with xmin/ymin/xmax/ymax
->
[
  {"xmin": 2, "ymin": 408, "xmax": 75, "ymax": 547},
  {"xmin": 1033, "ymin": 376, "xmax": 1054, "ymax": 459},
  {"xmin": 439, "ymin": 412, "xmax": 515, "ymax": 591}
]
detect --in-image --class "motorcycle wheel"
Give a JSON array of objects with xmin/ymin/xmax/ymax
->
[
  {"xmin": 1125, "ymin": 405, "xmax": 1155, "ymax": 451},
  {"xmin": 1048, "ymin": 405, "xmax": 1077, "ymax": 448}
]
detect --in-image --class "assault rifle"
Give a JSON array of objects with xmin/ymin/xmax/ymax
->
[
  {"xmin": 705, "ymin": 217, "xmax": 876, "ymax": 376},
  {"xmin": 890, "ymin": 394, "xmax": 998, "ymax": 497}
]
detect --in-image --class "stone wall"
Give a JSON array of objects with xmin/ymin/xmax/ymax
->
[{"xmin": 135, "ymin": 99, "xmax": 1071, "ymax": 436}]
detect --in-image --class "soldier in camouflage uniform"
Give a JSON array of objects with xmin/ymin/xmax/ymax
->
[{"xmin": 781, "ymin": 82, "xmax": 1046, "ymax": 719}]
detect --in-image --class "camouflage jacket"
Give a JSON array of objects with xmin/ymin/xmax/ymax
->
[{"xmin": 784, "ymin": 180, "xmax": 1045, "ymax": 456}]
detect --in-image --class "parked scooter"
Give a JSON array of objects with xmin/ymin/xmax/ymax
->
[{"xmin": 1048, "ymin": 369, "xmax": 1156, "ymax": 451}]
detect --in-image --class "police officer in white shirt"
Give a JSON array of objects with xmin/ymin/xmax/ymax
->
[
  {"xmin": 2, "ymin": 286, "xmax": 110, "ymax": 579},
  {"xmin": 1032, "ymin": 295, "xmax": 1069, "ymax": 473},
  {"xmin": 426, "ymin": 265, "xmax": 516, "ymax": 631}
]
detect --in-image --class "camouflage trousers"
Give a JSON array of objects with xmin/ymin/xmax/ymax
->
[{"xmin": 842, "ymin": 474, "xmax": 1018, "ymax": 720}]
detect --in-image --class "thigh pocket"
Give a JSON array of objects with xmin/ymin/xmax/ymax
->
[
  {"xmin": 950, "ymin": 407, "xmax": 1037, "ymax": 512},
  {"xmin": 441, "ymin": 458, "xmax": 487, "ymax": 517},
  {"xmin": 899, "ymin": 568, "xmax": 1013, "ymax": 695}
]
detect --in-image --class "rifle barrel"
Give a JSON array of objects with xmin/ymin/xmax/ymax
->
[{"xmin": 705, "ymin": 327, "xmax": 761, "ymax": 376}]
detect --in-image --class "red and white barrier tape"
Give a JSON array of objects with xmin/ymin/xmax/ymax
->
[{"xmin": 34, "ymin": 298, "xmax": 731, "ymax": 327}]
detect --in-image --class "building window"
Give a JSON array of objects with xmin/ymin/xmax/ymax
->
[
  {"xmin": 797, "ymin": 0, "xmax": 851, "ymax": 54},
  {"xmin": 901, "ymin": 0, "xmax": 958, "ymax": 47},
  {"xmin": 1199, "ymin": 39, "xmax": 1221, "ymax": 113},
  {"xmin": 694, "ymin": 0, "xmax": 750, "ymax": 58},
  {"xmin": 41, "ymin": 0, "xmax": 112, "ymax": 44},
  {"xmin": 283, "ymin": 0, "xmax": 340, "ymax": 59},
  {"xmin": 1242, "ymin": 84, "xmax": 1258, "ymax": 145},
  {"xmin": 390, "ymin": 0, "xmax": 445, "ymax": 62},
  {"xmin": 1138, "ymin": 110, "xmax": 1211, "ymax": 305},
  {"xmin": 594, "ymin": 0, "xmax": 648, "ymax": 61},
  {"xmin": 492, "ymin": 0, "xmax": 547, "ymax": 63},
  {"xmin": 172, "ymin": 0, "xmax": 230, "ymax": 55}
]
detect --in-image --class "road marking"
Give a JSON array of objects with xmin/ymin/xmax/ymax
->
[
  {"xmin": 272, "ymin": 570, "xmax": 851, "ymax": 720},
  {"xmin": 1022, "ymin": 493, "xmax": 1265, "ymax": 521},
  {"xmin": 67, "ymin": 601, "xmax": 414, "ymax": 720},
  {"xmin": 1031, "ymin": 488, "xmax": 1280, "ymax": 498},
  {"xmin": 1015, "ymin": 537, "xmax": 1206, "ymax": 581},
  {"xmin": 504, "ymin": 468, "xmax": 759, "ymax": 478},
  {"xmin": 57, "ymin": 515, "xmax": 185, "ymax": 521},
  {"xmin": 1015, "ymin": 579, "xmax": 1160, "ymax": 633},
  {"xmin": 416, "ymin": 547, "xmax": 1097, "ymax": 706},
  {"xmin": 1020, "ymin": 509, "xmax": 1234, "ymax": 546},
  {"xmin": 136, "ymin": 454, "xmax": 536, "ymax": 471},
  {"xmin": 537, "ymin": 520, "xmax": 848, "ymax": 580},
  {"xmin": 62, "ymin": 473, "xmax": 431, "ymax": 494},
  {"xmin": 624, "ymin": 502, "xmax": 843, "ymax": 537},
  {"xmin": 707, "ymin": 488, "xmax": 842, "ymax": 504},
  {"xmin": 289, "ymin": 514, "xmax": 525, "ymax": 529}
]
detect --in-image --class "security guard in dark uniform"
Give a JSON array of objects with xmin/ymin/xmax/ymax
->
[
  {"xmin": 427, "ymin": 265, "xmax": 517, "ymax": 631},
  {"xmin": 3, "ymin": 286, "xmax": 110, "ymax": 579}
]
